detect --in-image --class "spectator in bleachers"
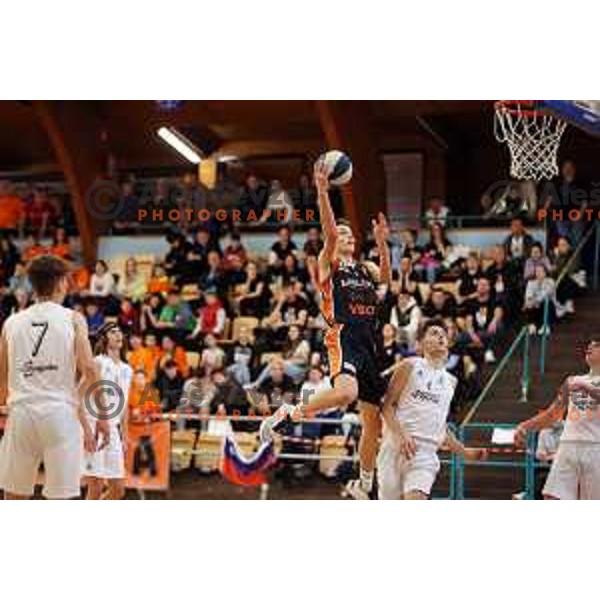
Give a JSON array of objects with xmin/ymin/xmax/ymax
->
[
  {"xmin": 257, "ymin": 357, "xmax": 296, "ymax": 409},
  {"xmin": 187, "ymin": 227, "xmax": 220, "ymax": 273},
  {"xmin": 208, "ymin": 368, "xmax": 250, "ymax": 419},
  {"xmin": 147, "ymin": 263, "xmax": 172, "ymax": 295},
  {"xmin": 140, "ymin": 293, "xmax": 164, "ymax": 333},
  {"xmin": 295, "ymin": 173, "xmax": 317, "ymax": 214},
  {"xmin": 262, "ymin": 180, "xmax": 293, "ymax": 223},
  {"xmin": 7, "ymin": 260, "xmax": 32, "ymax": 296},
  {"xmin": 154, "ymin": 359, "xmax": 185, "ymax": 412},
  {"xmin": 424, "ymin": 196, "xmax": 451, "ymax": 228},
  {"xmin": 397, "ymin": 256, "xmax": 421, "ymax": 297},
  {"xmin": 263, "ymin": 284, "xmax": 308, "ymax": 334},
  {"xmin": 0, "ymin": 181, "xmax": 25, "ymax": 234},
  {"xmin": 419, "ymin": 223, "xmax": 452, "ymax": 283},
  {"xmin": 378, "ymin": 323, "xmax": 404, "ymax": 374},
  {"xmin": 464, "ymin": 278, "xmax": 504, "ymax": 363},
  {"xmin": 303, "ymin": 226, "xmax": 323, "ymax": 258},
  {"xmin": 221, "ymin": 232, "xmax": 247, "ymax": 285},
  {"xmin": 524, "ymin": 264, "xmax": 556, "ymax": 335},
  {"xmin": 117, "ymin": 257, "xmax": 147, "ymax": 302},
  {"xmin": 236, "ymin": 261, "xmax": 268, "ymax": 318},
  {"xmin": 200, "ymin": 251, "xmax": 227, "ymax": 296},
  {"xmin": 158, "ymin": 336, "xmax": 189, "ymax": 378},
  {"xmin": 280, "ymin": 253, "xmax": 309, "ymax": 288},
  {"xmin": 456, "ymin": 252, "xmax": 482, "ymax": 307},
  {"xmin": 84, "ymin": 302, "xmax": 104, "ymax": 335},
  {"xmin": 117, "ymin": 298, "xmax": 139, "ymax": 335},
  {"xmin": 484, "ymin": 244, "xmax": 522, "ymax": 320},
  {"xmin": 128, "ymin": 334, "xmax": 156, "ymax": 379},
  {"xmin": 25, "ymin": 187, "xmax": 56, "ymax": 237},
  {"xmin": 50, "ymin": 227, "xmax": 72, "ymax": 260},
  {"xmin": 158, "ymin": 289, "xmax": 194, "ymax": 336},
  {"xmin": 269, "ymin": 225, "xmax": 297, "ymax": 272},
  {"xmin": 22, "ymin": 234, "xmax": 45, "ymax": 263},
  {"xmin": 251, "ymin": 324, "xmax": 310, "ymax": 389},
  {"xmin": 225, "ymin": 325, "xmax": 255, "ymax": 386},
  {"xmin": 239, "ymin": 174, "xmax": 269, "ymax": 219},
  {"xmin": 399, "ymin": 228, "xmax": 422, "ymax": 264},
  {"xmin": 524, "ymin": 242, "xmax": 553, "ymax": 281},
  {"xmin": 201, "ymin": 333, "xmax": 226, "ymax": 370},
  {"xmin": 114, "ymin": 180, "xmax": 139, "ymax": 230},
  {"xmin": 189, "ymin": 290, "xmax": 226, "ymax": 339},
  {"xmin": 88, "ymin": 260, "xmax": 115, "ymax": 297},
  {"xmin": 0, "ymin": 235, "xmax": 20, "ymax": 285},
  {"xmin": 164, "ymin": 232, "xmax": 191, "ymax": 281},
  {"xmin": 390, "ymin": 291, "xmax": 422, "ymax": 352},
  {"xmin": 503, "ymin": 216, "xmax": 534, "ymax": 265},
  {"xmin": 422, "ymin": 287, "xmax": 456, "ymax": 320},
  {"xmin": 552, "ymin": 236, "xmax": 579, "ymax": 316}
]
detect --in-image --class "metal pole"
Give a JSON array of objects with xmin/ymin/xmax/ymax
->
[
  {"xmin": 520, "ymin": 329, "xmax": 530, "ymax": 403},
  {"xmin": 456, "ymin": 426, "xmax": 465, "ymax": 500},
  {"xmin": 540, "ymin": 298, "xmax": 549, "ymax": 380}
]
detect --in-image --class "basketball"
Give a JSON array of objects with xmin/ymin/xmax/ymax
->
[{"xmin": 317, "ymin": 150, "xmax": 353, "ymax": 186}]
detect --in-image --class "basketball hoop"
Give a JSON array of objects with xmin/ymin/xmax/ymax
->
[{"xmin": 494, "ymin": 100, "xmax": 567, "ymax": 181}]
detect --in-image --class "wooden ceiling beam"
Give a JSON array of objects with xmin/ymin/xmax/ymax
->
[{"xmin": 32, "ymin": 101, "xmax": 108, "ymax": 265}]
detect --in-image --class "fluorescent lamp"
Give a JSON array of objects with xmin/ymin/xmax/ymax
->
[
  {"xmin": 217, "ymin": 155, "xmax": 240, "ymax": 163},
  {"xmin": 157, "ymin": 126, "xmax": 202, "ymax": 164}
]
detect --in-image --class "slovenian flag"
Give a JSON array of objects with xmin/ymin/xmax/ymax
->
[{"xmin": 220, "ymin": 435, "xmax": 277, "ymax": 486}]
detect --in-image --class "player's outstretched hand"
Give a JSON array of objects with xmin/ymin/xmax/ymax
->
[
  {"xmin": 514, "ymin": 423, "xmax": 528, "ymax": 448},
  {"xmin": 96, "ymin": 419, "xmax": 111, "ymax": 451},
  {"xmin": 398, "ymin": 432, "xmax": 417, "ymax": 460},
  {"xmin": 313, "ymin": 160, "xmax": 329, "ymax": 193},
  {"xmin": 372, "ymin": 212, "xmax": 389, "ymax": 247},
  {"xmin": 82, "ymin": 423, "xmax": 97, "ymax": 453}
]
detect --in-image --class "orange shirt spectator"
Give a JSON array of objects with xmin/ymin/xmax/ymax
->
[
  {"xmin": 147, "ymin": 264, "xmax": 172, "ymax": 295},
  {"xmin": 158, "ymin": 336, "xmax": 189, "ymax": 378},
  {"xmin": 0, "ymin": 183, "xmax": 25, "ymax": 230},
  {"xmin": 129, "ymin": 346, "xmax": 158, "ymax": 379},
  {"xmin": 71, "ymin": 266, "xmax": 90, "ymax": 292},
  {"xmin": 22, "ymin": 237, "xmax": 46, "ymax": 263}
]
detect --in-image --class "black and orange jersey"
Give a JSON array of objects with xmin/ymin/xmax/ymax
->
[{"xmin": 320, "ymin": 259, "xmax": 379, "ymax": 327}]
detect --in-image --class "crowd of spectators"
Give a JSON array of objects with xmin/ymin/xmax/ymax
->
[{"xmin": 0, "ymin": 165, "xmax": 590, "ymax": 449}]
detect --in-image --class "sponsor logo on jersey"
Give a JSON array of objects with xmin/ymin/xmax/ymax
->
[{"xmin": 19, "ymin": 360, "xmax": 59, "ymax": 378}]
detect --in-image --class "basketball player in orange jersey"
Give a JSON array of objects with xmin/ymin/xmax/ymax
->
[{"xmin": 261, "ymin": 160, "xmax": 392, "ymax": 499}]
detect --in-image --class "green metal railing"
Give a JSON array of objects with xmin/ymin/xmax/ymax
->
[{"xmin": 461, "ymin": 327, "xmax": 529, "ymax": 425}]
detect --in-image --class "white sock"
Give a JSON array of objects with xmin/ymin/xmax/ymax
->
[{"xmin": 359, "ymin": 468, "xmax": 374, "ymax": 492}]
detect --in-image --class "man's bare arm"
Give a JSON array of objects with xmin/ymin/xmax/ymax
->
[
  {"xmin": 382, "ymin": 360, "xmax": 414, "ymax": 441},
  {"xmin": 314, "ymin": 161, "xmax": 338, "ymax": 270},
  {"xmin": 73, "ymin": 312, "xmax": 110, "ymax": 448},
  {"xmin": 515, "ymin": 380, "xmax": 569, "ymax": 445},
  {"xmin": 373, "ymin": 212, "xmax": 391, "ymax": 285}
]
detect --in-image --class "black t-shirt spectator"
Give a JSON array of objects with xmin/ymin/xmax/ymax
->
[
  {"xmin": 154, "ymin": 371, "xmax": 184, "ymax": 412},
  {"xmin": 258, "ymin": 374, "xmax": 296, "ymax": 407},
  {"xmin": 271, "ymin": 239, "xmax": 297, "ymax": 263},
  {"xmin": 422, "ymin": 293, "xmax": 456, "ymax": 319},
  {"xmin": 458, "ymin": 268, "xmax": 482, "ymax": 298},
  {"xmin": 465, "ymin": 296, "xmax": 503, "ymax": 332},
  {"xmin": 280, "ymin": 294, "xmax": 308, "ymax": 322},
  {"xmin": 303, "ymin": 238, "xmax": 323, "ymax": 258}
]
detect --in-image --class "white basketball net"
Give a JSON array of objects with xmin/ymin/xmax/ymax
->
[{"xmin": 494, "ymin": 102, "xmax": 567, "ymax": 181}]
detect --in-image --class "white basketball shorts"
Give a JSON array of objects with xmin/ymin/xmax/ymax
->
[
  {"xmin": 543, "ymin": 442, "xmax": 600, "ymax": 500},
  {"xmin": 377, "ymin": 436, "xmax": 440, "ymax": 499},
  {"xmin": 0, "ymin": 401, "xmax": 82, "ymax": 499},
  {"xmin": 82, "ymin": 419, "xmax": 125, "ymax": 480}
]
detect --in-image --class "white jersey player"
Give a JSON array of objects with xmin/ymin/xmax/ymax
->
[
  {"xmin": 515, "ymin": 338, "xmax": 600, "ymax": 499},
  {"xmin": 0, "ymin": 255, "xmax": 109, "ymax": 500},
  {"xmin": 378, "ymin": 319, "xmax": 486, "ymax": 500},
  {"xmin": 83, "ymin": 323, "xmax": 132, "ymax": 500}
]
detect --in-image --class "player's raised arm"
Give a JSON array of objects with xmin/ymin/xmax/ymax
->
[
  {"xmin": 370, "ymin": 212, "xmax": 392, "ymax": 285},
  {"xmin": 314, "ymin": 160, "xmax": 338, "ymax": 282},
  {"xmin": 514, "ymin": 379, "xmax": 570, "ymax": 447},
  {"xmin": 382, "ymin": 359, "xmax": 416, "ymax": 458}
]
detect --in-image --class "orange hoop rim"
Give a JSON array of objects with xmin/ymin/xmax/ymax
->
[{"xmin": 494, "ymin": 100, "xmax": 543, "ymax": 117}]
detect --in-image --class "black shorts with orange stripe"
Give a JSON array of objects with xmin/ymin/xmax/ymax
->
[{"xmin": 324, "ymin": 322, "xmax": 387, "ymax": 406}]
